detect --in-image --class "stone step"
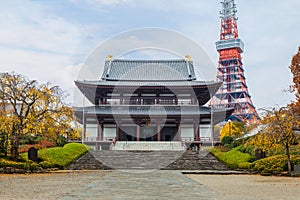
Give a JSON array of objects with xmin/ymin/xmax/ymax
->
[
  {"xmin": 67, "ymin": 150, "xmax": 229, "ymax": 171},
  {"xmin": 111, "ymin": 141, "xmax": 186, "ymax": 151},
  {"xmin": 163, "ymin": 151, "xmax": 229, "ymax": 170},
  {"xmin": 68, "ymin": 151, "xmax": 112, "ymax": 170}
]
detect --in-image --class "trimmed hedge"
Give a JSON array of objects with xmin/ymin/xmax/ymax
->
[
  {"xmin": 251, "ymin": 155, "xmax": 300, "ymax": 173},
  {"xmin": 238, "ymin": 162, "xmax": 251, "ymax": 169},
  {"xmin": 1, "ymin": 143, "xmax": 89, "ymax": 172},
  {"xmin": 18, "ymin": 143, "xmax": 89, "ymax": 170},
  {"xmin": 210, "ymin": 146, "xmax": 253, "ymax": 169},
  {"xmin": 36, "ymin": 143, "xmax": 89, "ymax": 169},
  {"xmin": 221, "ymin": 136, "xmax": 234, "ymax": 146},
  {"xmin": 0, "ymin": 158, "xmax": 41, "ymax": 171}
]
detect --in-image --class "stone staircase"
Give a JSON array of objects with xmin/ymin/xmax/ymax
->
[
  {"xmin": 68, "ymin": 150, "xmax": 229, "ymax": 171},
  {"xmin": 68, "ymin": 151, "xmax": 112, "ymax": 170},
  {"xmin": 162, "ymin": 150, "xmax": 229, "ymax": 170},
  {"xmin": 111, "ymin": 141, "xmax": 186, "ymax": 151}
]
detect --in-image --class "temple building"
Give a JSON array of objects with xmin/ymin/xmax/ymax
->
[{"xmin": 74, "ymin": 56, "xmax": 233, "ymax": 150}]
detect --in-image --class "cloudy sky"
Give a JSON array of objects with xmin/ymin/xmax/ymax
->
[{"xmin": 0, "ymin": 0, "xmax": 299, "ymax": 109}]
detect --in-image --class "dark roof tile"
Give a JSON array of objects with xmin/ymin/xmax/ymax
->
[{"xmin": 101, "ymin": 59, "xmax": 196, "ymax": 81}]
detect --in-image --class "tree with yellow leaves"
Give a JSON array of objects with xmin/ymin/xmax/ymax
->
[
  {"xmin": 250, "ymin": 107, "xmax": 299, "ymax": 175},
  {"xmin": 0, "ymin": 105, "xmax": 11, "ymax": 156},
  {"xmin": 220, "ymin": 120, "xmax": 244, "ymax": 140},
  {"xmin": 0, "ymin": 72, "xmax": 77, "ymax": 161}
]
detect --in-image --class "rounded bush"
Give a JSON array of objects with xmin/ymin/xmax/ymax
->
[
  {"xmin": 39, "ymin": 161, "xmax": 59, "ymax": 169},
  {"xmin": 221, "ymin": 136, "xmax": 234, "ymax": 146},
  {"xmin": 0, "ymin": 158, "xmax": 41, "ymax": 171},
  {"xmin": 238, "ymin": 162, "xmax": 251, "ymax": 169},
  {"xmin": 252, "ymin": 155, "xmax": 300, "ymax": 173}
]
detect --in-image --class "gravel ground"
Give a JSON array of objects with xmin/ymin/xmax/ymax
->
[
  {"xmin": 0, "ymin": 171, "xmax": 299, "ymax": 200},
  {"xmin": 0, "ymin": 170, "xmax": 215, "ymax": 200},
  {"xmin": 187, "ymin": 174, "xmax": 300, "ymax": 200},
  {"xmin": 0, "ymin": 171, "xmax": 109, "ymax": 200}
]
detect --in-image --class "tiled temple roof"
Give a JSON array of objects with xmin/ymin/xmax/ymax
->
[
  {"xmin": 101, "ymin": 59, "xmax": 196, "ymax": 81},
  {"xmin": 75, "ymin": 80, "xmax": 219, "ymax": 87}
]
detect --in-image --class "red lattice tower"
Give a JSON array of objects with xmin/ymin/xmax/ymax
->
[{"xmin": 213, "ymin": 0, "xmax": 259, "ymax": 123}]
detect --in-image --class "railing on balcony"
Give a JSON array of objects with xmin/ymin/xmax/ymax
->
[
  {"xmin": 181, "ymin": 137, "xmax": 220, "ymax": 142},
  {"xmin": 84, "ymin": 137, "xmax": 115, "ymax": 142}
]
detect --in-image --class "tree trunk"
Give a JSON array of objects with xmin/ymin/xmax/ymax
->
[
  {"xmin": 10, "ymin": 135, "xmax": 19, "ymax": 162},
  {"xmin": 4, "ymin": 133, "xmax": 8, "ymax": 157},
  {"xmin": 285, "ymin": 145, "xmax": 292, "ymax": 176}
]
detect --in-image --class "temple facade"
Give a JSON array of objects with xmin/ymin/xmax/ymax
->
[{"xmin": 74, "ymin": 57, "xmax": 233, "ymax": 150}]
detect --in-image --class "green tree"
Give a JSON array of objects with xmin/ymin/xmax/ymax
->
[
  {"xmin": 250, "ymin": 107, "xmax": 300, "ymax": 175},
  {"xmin": 0, "ymin": 72, "xmax": 75, "ymax": 161}
]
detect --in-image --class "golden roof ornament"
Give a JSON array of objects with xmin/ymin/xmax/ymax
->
[
  {"xmin": 107, "ymin": 55, "xmax": 113, "ymax": 61},
  {"xmin": 185, "ymin": 55, "xmax": 191, "ymax": 61}
]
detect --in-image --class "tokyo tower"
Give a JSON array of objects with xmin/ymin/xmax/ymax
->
[{"xmin": 213, "ymin": 0, "xmax": 259, "ymax": 123}]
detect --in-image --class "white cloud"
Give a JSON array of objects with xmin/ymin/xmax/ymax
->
[
  {"xmin": 0, "ymin": 1, "xmax": 86, "ymax": 103},
  {"xmin": 69, "ymin": 0, "xmax": 132, "ymax": 9},
  {"xmin": 89, "ymin": 0, "xmax": 130, "ymax": 5},
  {"xmin": 0, "ymin": 47, "xmax": 79, "ymax": 93},
  {"xmin": 0, "ymin": 7, "xmax": 82, "ymax": 55}
]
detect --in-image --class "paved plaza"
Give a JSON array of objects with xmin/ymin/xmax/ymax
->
[{"xmin": 0, "ymin": 170, "xmax": 299, "ymax": 200}]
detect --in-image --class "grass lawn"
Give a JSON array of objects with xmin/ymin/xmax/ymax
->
[
  {"xmin": 210, "ymin": 146, "xmax": 253, "ymax": 169},
  {"xmin": 21, "ymin": 143, "xmax": 90, "ymax": 169}
]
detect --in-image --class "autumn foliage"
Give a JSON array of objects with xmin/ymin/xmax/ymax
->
[
  {"xmin": 289, "ymin": 47, "xmax": 300, "ymax": 97},
  {"xmin": 289, "ymin": 46, "xmax": 300, "ymax": 115},
  {"xmin": 249, "ymin": 107, "xmax": 299, "ymax": 175},
  {"xmin": 0, "ymin": 72, "xmax": 77, "ymax": 161},
  {"xmin": 220, "ymin": 121, "xmax": 244, "ymax": 140}
]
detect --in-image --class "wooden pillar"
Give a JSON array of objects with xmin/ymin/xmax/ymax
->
[
  {"xmin": 116, "ymin": 125, "xmax": 120, "ymax": 141},
  {"xmin": 83, "ymin": 117, "xmax": 87, "ymax": 141},
  {"xmin": 97, "ymin": 123, "xmax": 103, "ymax": 141},
  {"xmin": 157, "ymin": 123, "xmax": 161, "ymax": 141},
  {"xmin": 194, "ymin": 124, "xmax": 200, "ymax": 141},
  {"xmin": 197, "ymin": 124, "xmax": 200, "ymax": 141},
  {"xmin": 136, "ymin": 124, "xmax": 140, "ymax": 141},
  {"xmin": 120, "ymin": 93, "xmax": 123, "ymax": 105},
  {"xmin": 138, "ymin": 92, "xmax": 142, "ymax": 105}
]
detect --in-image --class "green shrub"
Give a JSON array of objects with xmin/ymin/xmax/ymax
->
[
  {"xmin": 56, "ymin": 135, "xmax": 68, "ymax": 147},
  {"xmin": 221, "ymin": 136, "xmax": 233, "ymax": 146},
  {"xmin": 238, "ymin": 162, "xmax": 251, "ymax": 169},
  {"xmin": 210, "ymin": 146, "xmax": 253, "ymax": 169},
  {"xmin": 239, "ymin": 145, "xmax": 256, "ymax": 157},
  {"xmin": 0, "ymin": 158, "xmax": 41, "ymax": 171},
  {"xmin": 251, "ymin": 155, "xmax": 300, "ymax": 173},
  {"xmin": 39, "ymin": 161, "xmax": 59, "ymax": 169},
  {"xmin": 231, "ymin": 140, "xmax": 242, "ymax": 148},
  {"xmin": 0, "ymin": 143, "xmax": 88, "ymax": 172},
  {"xmin": 38, "ymin": 143, "xmax": 89, "ymax": 169}
]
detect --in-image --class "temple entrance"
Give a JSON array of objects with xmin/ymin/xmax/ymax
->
[
  {"xmin": 161, "ymin": 126, "xmax": 178, "ymax": 141},
  {"xmin": 119, "ymin": 127, "xmax": 136, "ymax": 141},
  {"xmin": 118, "ymin": 125, "xmax": 179, "ymax": 141},
  {"xmin": 141, "ymin": 126, "xmax": 157, "ymax": 141}
]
